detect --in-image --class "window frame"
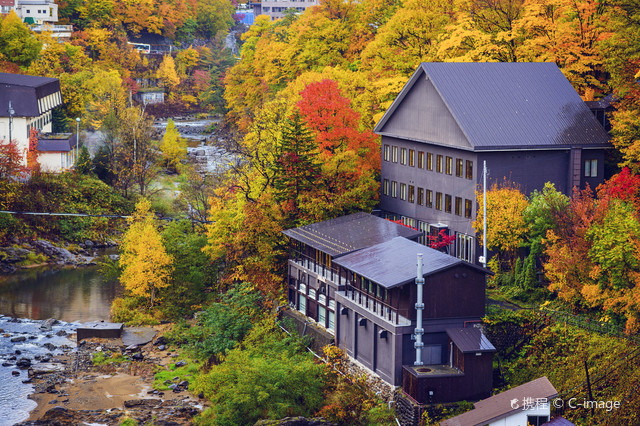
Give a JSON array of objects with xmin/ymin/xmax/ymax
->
[
  {"xmin": 408, "ymin": 149, "xmax": 415, "ymax": 167},
  {"xmin": 435, "ymin": 192, "xmax": 442, "ymax": 210},
  {"xmin": 445, "ymin": 194, "xmax": 452, "ymax": 213},
  {"xmin": 436, "ymin": 155, "xmax": 443, "ymax": 173},
  {"xmin": 445, "ymin": 156, "xmax": 453, "ymax": 175},
  {"xmin": 408, "ymin": 185, "xmax": 415, "ymax": 203},
  {"xmin": 466, "ymin": 160, "xmax": 473, "ymax": 180}
]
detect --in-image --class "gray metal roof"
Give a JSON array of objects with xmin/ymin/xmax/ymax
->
[
  {"xmin": 376, "ymin": 62, "xmax": 610, "ymax": 151},
  {"xmin": 38, "ymin": 134, "xmax": 75, "ymax": 152},
  {"xmin": 446, "ymin": 327, "xmax": 495, "ymax": 353},
  {"xmin": 0, "ymin": 73, "xmax": 61, "ymax": 117},
  {"xmin": 332, "ymin": 237, "xmax": 488, "ymax": 289},
  {"xmin": 282, "ymin": 212, "xmax": 422, "ymax": 258},
  {"xmin": 441, "ymin": 376, "xmax": 558, "ymax": 426}
]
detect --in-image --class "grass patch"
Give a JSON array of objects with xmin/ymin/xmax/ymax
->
[
  {"xmin": 92, "ymin": 351, "xmax": 128, "ymax": 366},
  {"xmin": 153, "ymin": 358, "xmax": 200, "ymax": 391},
  {"xmin": 18, "ymin": 252, "xmax": 48, "ymax": 266}
]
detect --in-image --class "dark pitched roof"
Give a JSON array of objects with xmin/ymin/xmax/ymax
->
[
  {"xmin": 332, "ymin": 237, "xmax": 489, "ymax": 289},
  {"xmin": 38, "ymin": 134, "xmax": 75, "ymax": 152},
  {"xmin": 447, "ymin": 327, "xmax": 495, "ymax": 353},
  {"xmin": 282, "ymin": 212, "xmax": 422, "ymax": 258},
  {"xmin": 440, "ymin": 376, "xmax": 558, "ymax": 426},
  {"xmin": 543, "ymin": 417, "xmax": 576, "ymax": 426},
  {"xmin": 0, "ymin": 73, "xmax": 62, "ymax": 117},
  {"xmin": 375, "ymin": 62, "xmax": 610, "ymax": 151}
]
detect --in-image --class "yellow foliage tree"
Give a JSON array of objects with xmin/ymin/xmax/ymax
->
[
  {"xmin": 120, "ymin": 199, "xmax": 173, "ymax": 307},
  {"xmin": 473, "ymin": 181, "xmax": 529, "ymax": 267},
  {"xmin": 156, "ymin": 54, "xmax": 180, "ymax": 90},
  {"xmin": 160, "ymin": 119, "xmax": 187, "ymax": 172}
]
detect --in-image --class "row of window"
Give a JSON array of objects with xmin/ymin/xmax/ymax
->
[
  {"xmin": 296, "ymin": 283, "xmax": 336, "ymax": 331},
  {"xmin": 350, "ymin": 273, "xmax": 389, "ymax": 302},
  {"xmin": 383, "ymin": 180, "xmax": 473, "ymax": 218},
  {"xmin": 384, "ymin": 145, "xmax": 473, "ymax": 179}
]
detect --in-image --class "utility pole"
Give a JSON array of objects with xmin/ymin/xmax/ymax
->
[
  {"xmin": 75, "ymin": 117, "xmax": 80, "ymax": 163},
  {"xmin": 8, "ymin": 101, "xmax": 14, "ymax": 144},
  {"xmin": 482, "ymin": 160, "xmax": 488, "ymax": 268}
]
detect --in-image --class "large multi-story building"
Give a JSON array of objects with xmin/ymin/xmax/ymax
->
[
  {"xmin": 250, "ymin": 0, "xmax": 319, "ymax": 21},
  {"xmin": 284, "ymin": 213, "xmax": 495, "ymax": 403},
  {"xmin": 374, "ymin": 62, "xmax": 611, "ymax": 264}
]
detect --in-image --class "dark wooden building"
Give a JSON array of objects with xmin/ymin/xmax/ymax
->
[
  {"xmin": 374, "ymin": 62, "xmax": 611, "ymax": 263},
  {"xmin": 284, "ymin": 213, "xmax": 495, "ymax": 403}
]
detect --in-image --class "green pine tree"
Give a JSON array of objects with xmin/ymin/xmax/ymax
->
[
  {"xmin": 272, "ymin": 111, "xmax": 320, "ymax": 221},
  {"xmin": 75, "ymin": 146, "xmax": 92, "ymax": 175}
]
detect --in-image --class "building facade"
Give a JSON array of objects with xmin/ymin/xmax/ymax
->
[
  {"xmin": 251, "ymin": 0, "xmax": 319, "ymax": 21},
  {"xmin": 284, "ymin": 213, "xmax": 495, "ymax": 403},
  {"xmin": 14, "ymin": 0, "xmax": 58, "ymax": 24},
  {"xmin": 38, "ymin": 133, "xmax": 76, "ymax": 173},
  {"xmin": 0, "ymin": 73, "xmax": 63, "ymax": 166},
  {"xmin": 374, "ymin": 63, "xmax": 611, "ymax": 264}
]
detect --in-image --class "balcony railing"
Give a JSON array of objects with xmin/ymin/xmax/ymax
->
[
  {"xmin": 341, "ymin": 285, "xmax": 410, "ymax": 326},
  {"xmin": 289, "ymin": 252, "xmax": 345, "ymax": 285}
]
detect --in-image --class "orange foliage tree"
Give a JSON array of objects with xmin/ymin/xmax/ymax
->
[{"xmin": 26, "ymin": 128, "xmax": 40, "ymax": 174}]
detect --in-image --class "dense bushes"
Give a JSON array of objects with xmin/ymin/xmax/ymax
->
[{"xmin": 0, "ymin": 172, "xmax": 133, "ymax": 243}]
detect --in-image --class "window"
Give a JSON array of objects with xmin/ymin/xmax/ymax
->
[
  {"xmin": 298, "ymin": 293, "xmax": 306, "ymax": 313},
  {"xmin": 400, "ymin": 148, "xmax": 407, "ymax": 165},
  {"xmin": 436, "ymin": 155, "xmax": 443, "ymax": 173},
  {"xmin": 456, "ymin": 233, "xmax": 474, "ymax": 263},
  {"xmin": 426, "ymin": 153, "xmax": 433, "ymax": 171},
  {"xmin": 408, "ymin": 185, "xmax": 415, "ymax": 203},
  {"xmin": 383, "ymin": 144, "xmax": 390, "ymax": 161},
  {"xmin": 466, "ymin": 160, "xmax": 473, "ymax": 180},
  {"xmin": 445, "ymin": 194, "xmax": 452, "ymax": 213},
  {"xmin": 328, "ymin": 310, "xmax": 335, "ymax": 330},
  {"xmin": 409, "ymin": 149, "xmax": 415, "ymax": 167},
  {"xmin": 392, "ymin": 146, "xmax": 398, "ymax": 163},
  {"xmin": 426, "ymin": 190, "xmax": 433, "ymax": 208},
  {"xmin": 400, "ymin": 183, "xmax": 407, "ymax": 200},
  {"xmin": 585, "ymin": 159, "xmax": 598, "ymax": 177},
  {"xmin": 318, "ymin": 305, "xmax": 326, "ymax": 325},
  {"xmin": 391, "ymin": 181, "xmax": 397, "ymax": 198},
  {"xmin": 418, "ymin": 151, "xmax": 424, "ymax": 169},
  {"xmin": 527, "ymin": 416, "xmax": 549, "ymax": 426},
  {"xmin": 383, "ymin": 179, "xmax": 389, "ymax": 196},
  {"xmin": 455, "ymin": 197, "xmax": 462, "ymax": 216},
  {"xmin": 309, "ymin": 288, "xmax": 316, "ymax": 299},
  {"xmin": 465, "ymin": 199, "xmax": 473, "ymax": 218},
  {"xmin": 456, "ymin": 159, "xmax": 463, "ymax": 177},
  {"xmin": 435, "ymin": 192, "xmax": 442, "ymax": 210},
  {"xmin": 417, "ymin": 188, "xmax": 424, "ymax": 205},
  {"xmin": 445, "ymin": 156, "xmax": 453, "ymax": 175}
]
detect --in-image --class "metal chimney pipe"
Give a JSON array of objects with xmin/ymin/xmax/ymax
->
[{"xmin": 414, "ymin": 253, "xmax": 425, "ymax": 366}]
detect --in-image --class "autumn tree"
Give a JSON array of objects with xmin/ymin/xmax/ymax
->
[
  {"xmin": 0, "ymin": 139, "xmax": 28, "ymax": 180},
  {"xmin": 474, "ymin": 180, "xmax": 529, "ymax": 268},
  {"xmin": 156, "ymin": 54, "xmax": 180, "ymax": 91},
  {"xmin": 0, "ymin": 11, "xmax": 42, "ymax": 68},
  {"xmin": 297, "ymin": 79, "xmax": 380, "ymax": 173},
  {"xmin": 26, "ymin": 128, "xmax": 40, "ymax": 174},
  {"xmin": 196, "ymin": 0, "xmax": 234, "ymax": 39},
  {"xmin": 120, "ymin": 199, "xmax": 173, "ymax": 308},
  {"xmin": 160, "ymin": 119, "xmax": 187, "ymax": 172}
]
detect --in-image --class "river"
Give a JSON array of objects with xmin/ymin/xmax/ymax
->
[{"xmin": 0, "ymin": 265, "xmax": 119, "ymax": 424}]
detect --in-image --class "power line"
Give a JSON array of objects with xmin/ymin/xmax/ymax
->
[{"xmin": 0, "ymin": 210, "xmax": 211, "ymax": 223}]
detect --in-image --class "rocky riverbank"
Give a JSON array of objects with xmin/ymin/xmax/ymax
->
[
  {"xmin": 14, "ymin": 324, "xmax": 203, "ymax": 425},
  {"xmin": 0, "ymin": 239, "xmax": 117, "ymax": 274}
]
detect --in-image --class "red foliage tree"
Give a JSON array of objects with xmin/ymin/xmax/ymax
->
[
  {"xmin": 0, "ymin": 139, "xmax": 28, "ymax": 180},
  {"xmin": 297, "ymin": 79, "xmax": 380, "ymax": 173}
]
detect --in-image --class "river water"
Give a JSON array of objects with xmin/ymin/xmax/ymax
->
[{"xmin": 0, "ymin": 265, "xmax": 119, "ymax": 424}]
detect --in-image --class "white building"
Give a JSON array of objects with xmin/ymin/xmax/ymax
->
[
  {"xmin": 15, "ymin": 0, "xmax": 58, "ymax": 24},
  {"xmin": 440, "ymin": 377, "xmax": 558, "ymax": 426},
  {"xmin": 0, "ymin": 73, "xmax": 64, "ymax": 167},
  {"xmin": 252, "ymin": 0, "xmax": 319, "ymax": 21}
]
